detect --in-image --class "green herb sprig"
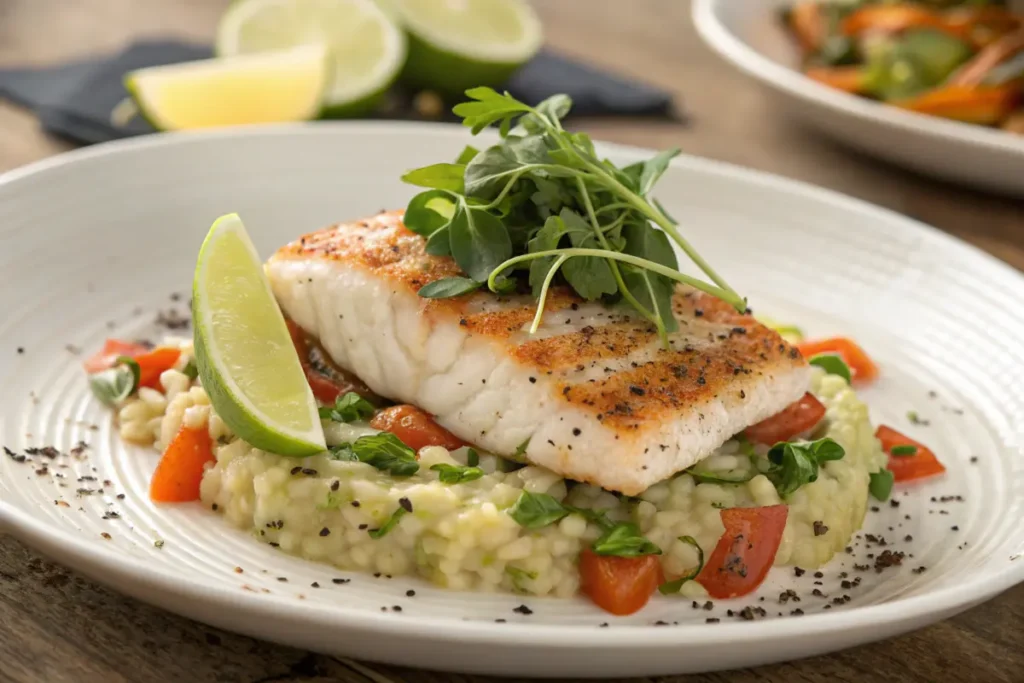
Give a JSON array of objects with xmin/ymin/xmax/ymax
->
[
  {"xmin": 401, "ymin": 87, "xmax": 745, "ymax": 348},
  {"xmin": 319, "ymin": 392, "xmax": 375, "ymax": 423},
  {"xmin": 331, "ymin": 433, "xmax": 419, "ymax": 477},
  {"xmin": 88, "ymin": 356, "xmax": 140, "ymax": 407},
  {"xmin": 658, "ymin": 536, "xmax": 705, "ymax": 594},
  {"xmin": 430, "ymin": 463, "xmax": 485, "ymax": 484},
  {"xmin": 765, "ymin": 437, "xmax": 846, "ymax": 496}
]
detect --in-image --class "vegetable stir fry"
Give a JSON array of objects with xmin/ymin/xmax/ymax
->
[{"xmin": 782, "ymin": 1, "xmax": 1024, "ymax": 132}]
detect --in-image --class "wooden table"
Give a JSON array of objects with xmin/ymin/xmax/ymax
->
[{"xmin": 1, "ymin": 1, "xmax": 1021, "ymax": 681}]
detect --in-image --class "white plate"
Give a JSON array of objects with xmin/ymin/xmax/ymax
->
[
  {"xmin": 693, "ymin": 0, "xmax": 1024, "ymax": 197},
  {"xmin": 0, "ymin": 124, "xmax": 1022, "ymax": 678}
]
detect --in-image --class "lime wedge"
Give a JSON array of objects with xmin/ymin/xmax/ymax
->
[
  {"xmin": 192, "ymin": 214, "xmax": 325, "ymax": 457},
  {"xmin": 216, "ymin": 0, "xmax": 406, "ymax": 117},
  {"xmin": 125, "ymin": 45, "xmax": 330, "ymax": 131},
  {"xmin": 394, "ymin": 0, "xmax": 542, "ymax": 97}
]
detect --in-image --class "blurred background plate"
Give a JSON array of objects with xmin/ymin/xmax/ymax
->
[{"xmin": 693, "ymin": 0, "xmax": 1024, "ymax": 197}]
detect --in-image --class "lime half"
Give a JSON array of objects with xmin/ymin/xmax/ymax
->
[
  {"xmin": 394, "ymin": 0, "xmax": 542, "ymax": 97},
  {"xmin": 193, "ymin": 214, "xmax": 325, "ymax": 456},
  {"xmin": 125, "ymin": 45, "xmax": 329, "ymax": 131},
  {"xmin": 217, "ymin": 0, "xmax": 406, "ymax": 117}
]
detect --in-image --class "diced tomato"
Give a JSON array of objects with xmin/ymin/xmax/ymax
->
[
  {"xmin": 134, "ymin": 347, "xmax": 182, "ymax": 389},
  {"xmin": 370, "ymin": 405, "xmax": 465, "ymax": 452},
  {"xmin": 285, "ymin": 318, "xmax": 377, "ymax": 404},
  {"xmin": 697, "ymin": 505, "xmax": 788, "ymax": 599},
  {"xmin": 797, "ymin": 337, "xmax": 879, "ymax": 385},
  {"xmin": 579, "ymin": 549, "xmax": 664, "ymax": 616},
  {"xmin": 744, "ymin": 393, "xmax": 827, "ymax": 445},
  {"xmin": 83, "ymin": 339, "xmax": 150, "ymax": 373},
  {"xmin": 150, "ymin": 425, "xmax": 215, "ymax": 502},
  {"xmin": 875, "ymin": 425, "xmax": 946, "ymax": 482},
  {"xmin": 806, "ymin": 66, "xmax": 866, "ymax": 94}
]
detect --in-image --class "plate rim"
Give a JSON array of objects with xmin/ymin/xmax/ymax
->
[
  {"xmin": 692, "ymin": 0, "xmax": 1024, "ymax": 157},
  {"xmin": 1, "ymin": 121, "xmax": 1022, "ymax": 649}
]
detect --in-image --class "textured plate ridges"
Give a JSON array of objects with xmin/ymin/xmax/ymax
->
[{"xmin": 0, "ymin": 124, "xmax": 1021, "ymax": 677}]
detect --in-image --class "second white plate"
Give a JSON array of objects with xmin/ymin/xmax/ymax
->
[{"xmin": 693, "ymin": 0, "xmax": 1024, "ymax": 197}]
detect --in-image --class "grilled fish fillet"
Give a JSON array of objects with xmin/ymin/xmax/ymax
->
[{"xmin": 267, "ymin": 211, "xmax": 810, "ymax": 495}]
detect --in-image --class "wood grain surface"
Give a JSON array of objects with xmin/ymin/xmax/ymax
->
[{"xmin": 1, "ymin": 1, "xmax": 1021, "ymax": 681}]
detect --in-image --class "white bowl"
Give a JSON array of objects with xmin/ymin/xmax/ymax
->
[{"xmin": 693, "ymin": 0, "xmax": 1024, "ymax": 197}]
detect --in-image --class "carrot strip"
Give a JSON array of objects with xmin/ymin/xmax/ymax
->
[
  {"xmin": 806, "ymin": 66, "xmax": 866, "ymax": 93},
  {"xmin": 891, "ymin": 83, "xmax": 1020, "ymax": 124},
  {"xmin": 790, "ymin": 2, "xmax": 826, "ymax": 54}
]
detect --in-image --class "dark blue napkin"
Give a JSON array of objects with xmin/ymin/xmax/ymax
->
[{"xmin": 0, "ymin": 40, "xmax": 680, "ymax": 145}]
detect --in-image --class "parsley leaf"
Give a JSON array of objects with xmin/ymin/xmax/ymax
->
[
  {"xmin": 591, "ymin": 523, "xmax": 662, "ymax": 557},
  {"xmin": 890, "ymin": 445, "xmax": 918, "ymax": 456},
  {"xmin": 318, "ymin": 392, "xmax": 375, "ymax": 423},
  {"xmin": 401, "ymin": 163, "xmax": 466, "ymax": 192},
  {"xmin": 765, "ymin": 437, "xmax": 846, "ymax": 496},
  {"xmin": 430, "ymin": 463, "xmax": 485, "ymax": 484},
  {"xmin": 449, "ymin": 202, "xmax": 512, "ymax": 282},
  {"xmin": 508, "ymin": 491, "xmax": 570, "ymax": 529},
  {"xmin": 88, "ymin": 356, "xmax": 140, "ymax": 407},
  {"xmin": 340, "ymin": 433, "xmax": 419, "ymax": 476},
  {"xmin": 658, "ymin": 536, "xmax": 704, "ymax": 594},
  {"xmin": 808, "ymin": 353, "xmax": 852, "ymax": 384},
  {"xmin": 182, "ymin": 358, "xmax": 199, "ymax": 380},
  {"xmin": 869, "ymin": 469, "xmax": 895, "ymax": 501}
]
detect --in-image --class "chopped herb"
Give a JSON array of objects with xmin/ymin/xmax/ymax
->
[
  {"xmin": 765, "ymin": 437, "xmax": 846, "ymax": 496},
  {"xmin": 505, "ymin": 565, "xmax": 538, "ymax": 591},
  {"xmin": 154, "ymin": 539, "xmax": 165, "ymax": 549},
  {"xmin": 401, "ymin": 88, "xmax": 745, "ymax": 349},
  {"xmin": 430, "ymin": 463, "xmax": 485, "ymax": 484},
  {"xmin": 334, "ymin": 433, "xmax": 419, "ymax": 476},
  {"xmin": 368, "ymin": 507, "xmax": 407, "ymax": 539},
  {"xmin": 686, "ymin": 458, "xmax": 758, "ymax": 485},
  {"xmin": 88, "ymin": 356, "xmax": 140, "ymax": 406},
  {"xmin": 658, "ymin": 536, "xmax": 704, "ymax": 594},
  {"xmin": 318, "ymin": 392, "xmax": 375, "ymax": 423},
  {"xmin": 182, "ymin": 358, "xmax": 199, "ymax": 380},
  {"xmin": 907, "ymin": 411, "xmax": 930, "ymax": 426},
  {"xmin": 508, "ymin": 491, "xmax": 570, "ymax": 529},
  {"xmin": 510, "ymin": 438, "xmax": 530, "ymax": 463},
  {"xmin": 466, "ymin": 447, "xmax": 480, "ymax": 467},
  {"xmin": 808, "ymin": 353, "xmax": 852, "ymax": 384},
  {"xmin": 890, "ymin": 445, "xmax": 918, "ymax": 457},
  {"xmin": 591, "ymin": 523, "xmax": 661, "ymax": 558},
  {"xmin": 869, "ymin": 469, "xmax": 895, "ymax": 502}
]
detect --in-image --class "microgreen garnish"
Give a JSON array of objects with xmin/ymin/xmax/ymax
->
[
  {"xmin": 510, "ymin": 438, "xmax": 530, "ymax": 462},
  {"xmin": 182, "ymin": 358, "xmax": 199, "ymax": 380},
  {"xmin": 332, "ymin": 433, "xmax": 419, "ymax": 477},
  {"xmin": 88, "ymin": 356, "xmax": 140, "ymax": 407},
  {"xmin": 890, "ymin": 445, "xmax": 918, "ymax": 457},
  {"xmin": 808, "ymin": 353, "xmax": 852, "ymax": 384},
  {"xmin": 318, "ymin": 392, "xmax": 375, "ymax": 423},
  {"xmin": 658, "ymin": 536, "xmax": 705, "ymax": 594},
  {"xmin": 591, "ymin": 523, "xmax": 662, "ymax": 558},
  {"xmin": 869, "ymin": 469, "xmax": 895, "ymax": 502},
  {"xmin": 430, "ymin": 463, "xmax": 485, "ymax": 484},
  {"xmin": 686, "ymin": 455, "xmax": 759, "ymax": 485},
  {"xmin": 466, "ymin": 447, "xmax": 480, "ymax": 467},
  {"xmin": 401, "ymin": 87, "xmax": 745, "ymax": 348},
  {"xmin": 765, "ymin": 437, "xmax": 846, "ymax": 496},
  {"xmin": 418, "ymin": 276, "xmax": 481, "ymax": 299},
  {"xmin": 368, "ymin": 506, "xmax": 407, "ymax": 539}
]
